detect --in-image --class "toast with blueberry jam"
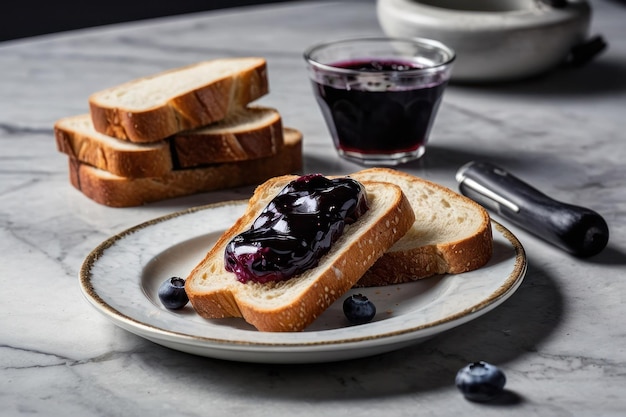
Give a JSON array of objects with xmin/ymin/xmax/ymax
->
[{"xmin": 185, "ymin": 174, "xmax": 415, "ymax": 332}]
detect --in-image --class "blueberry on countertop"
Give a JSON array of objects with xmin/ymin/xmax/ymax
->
[
  {"xmin": 343, "ymin": 294, "xmax": 376, "ymax": 325},
  {"xmin": 455, "ymin": 361, "xmax": 506, "ymax": 402},
  {"xmin": 158, "ymin": 277, "xmax": 189, "ymax": 310}
]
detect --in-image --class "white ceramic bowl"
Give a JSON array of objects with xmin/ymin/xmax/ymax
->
[{"xmin": 377, "ymin": 0, "xmax": 591, "ymax": 82}]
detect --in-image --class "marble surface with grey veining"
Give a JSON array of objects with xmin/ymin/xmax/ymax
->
[{"xmin": 1, "ymin": 0, "xmax": 625, "ymax": 416}]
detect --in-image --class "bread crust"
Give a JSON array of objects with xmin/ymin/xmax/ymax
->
[
  {"xmin": 351, "ymin": 168, "xmax": 493, "ymax": 287},
  {"xmin": 88, "ymin": 58, "xmax": 269, "ymax": 143},
  {"xmin": 356, "ymin": 221, "xmax": 493, "ymax": 286},
  {"xmin": 68, "ymin": 128, "xmax": 303, "ymax": 207},
  {"xmin": 185, "ymin": 177, "xmax": 415, "ymax": 332},
  {"xmin": 55, "ymin": 115, "xmax": 174, "ymax": 178}
]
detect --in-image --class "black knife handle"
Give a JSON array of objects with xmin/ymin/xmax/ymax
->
[{"xmin": 456, "ymin": 161, "xmax": 609, "ymax": 257}]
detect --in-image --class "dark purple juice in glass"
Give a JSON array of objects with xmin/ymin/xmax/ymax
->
[
  {"xmin": 311, "ymin": 59, "xmax": 448, "ymax": 162},
  {"xmin": 305, "ymin": 38, "xmax": 455, "ymax": 165}
]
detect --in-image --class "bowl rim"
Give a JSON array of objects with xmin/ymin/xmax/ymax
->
[{"xmin": 377, "ymin": 0, "xmax": 591, "ymax": 30}]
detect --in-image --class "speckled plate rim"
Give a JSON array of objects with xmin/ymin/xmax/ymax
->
[{"xmin": 79, "ymin": 200, "xmax": 527, "ymax": 363}]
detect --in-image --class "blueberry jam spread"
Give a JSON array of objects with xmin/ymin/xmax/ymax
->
[{"xmin": 224, "ymin": 174, "xmax": 369, "ymax": 284}]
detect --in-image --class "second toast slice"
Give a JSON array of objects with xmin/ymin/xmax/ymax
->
[{"xmin": 351, "ymin": 168, "xmax": 493, "ymax": 287}]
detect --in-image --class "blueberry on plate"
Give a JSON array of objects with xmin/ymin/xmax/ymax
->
[
  {"xmin": 455, "ymin": 361, "xmax": 506, "ymax": 402},
  {"xmin": 343, "ymin": 294, "xmax": 376, "ymax": 325},
  {"xmin": 158, "ymin": 277, "xmax": 189, "ymax": 310}
]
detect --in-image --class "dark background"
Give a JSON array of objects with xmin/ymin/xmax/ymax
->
[{"xmin": 1, "ymin": 1, "xmax": 293, "ymax": 42}]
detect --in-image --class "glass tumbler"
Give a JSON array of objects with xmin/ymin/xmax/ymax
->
[{"xmin": 304, "ymin": 37, "xmax": 455, "ymax": 165}]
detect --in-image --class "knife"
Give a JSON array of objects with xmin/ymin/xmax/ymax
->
[{"xmin": 456, "ymin": 161, "xmax": 609, "ymax": 257}]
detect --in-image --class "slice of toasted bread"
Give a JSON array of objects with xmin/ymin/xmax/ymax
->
[
  {"xmin": 185, "ymin": 177, "xmax": 415, "ymax": 332},
  {"xmin": 173, "ymin": 106, "xmax": 283, "ymax": 168},
  {"xmin": 55, "ymin": 107, "xmax": 283, "ymax": 177},
  {"xmin": 89, "ymin": 57, "xmax": 268, "ymax": 143},
  {"xmin": 56, "ymin": 114, "xmax": 174, "ymax": 178},
  {"xmin": 67, "ymin": 128, "xmax": 302, "ymax": 207},
  {"xmin": 350, "ymin": 168, "xmax": 493, "ymax": 287}
]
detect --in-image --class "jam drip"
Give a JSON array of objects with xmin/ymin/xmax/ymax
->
[{"xmin": 224, "ymin": 174, "xmax": 369, "ymax": 284}]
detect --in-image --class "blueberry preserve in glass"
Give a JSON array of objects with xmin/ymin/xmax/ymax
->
[{"xmin": 304, "ymin": 37, "xmax": 455, "ymax": 165}]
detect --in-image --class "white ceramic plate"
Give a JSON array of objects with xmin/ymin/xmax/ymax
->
[{"xmin": 80, "ymin": 200, "xmax": 526, "ymax": 364}]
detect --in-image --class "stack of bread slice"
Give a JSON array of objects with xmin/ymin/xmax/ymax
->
[{"xmin": 55, "ymin": 57, "xmax": 303, "ymax": 207}]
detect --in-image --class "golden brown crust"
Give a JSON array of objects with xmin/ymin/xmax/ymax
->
[
  {"xmin": 67, "ymin": 128, "xmax": 302, "ymax": 207},
  {"xmin": 88, "ymin": 59, "xmax": 269, "ymax": 143},
  {"xmin": 351, "ymin": 168, "xmax": 493, "ymax": 287},
  {"xmin": 55, "ymin": 117, "xmax": 174, "ymax": 178},
  {"xmin": 441, "ymin": 220, "xmax": 493, "ymax": 273},
  {"xmin": 185, "ymin": 178, "xmax": 415, "ymax": 332}
]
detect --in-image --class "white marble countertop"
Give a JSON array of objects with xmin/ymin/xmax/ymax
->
[{"xmin": 1, "ymin": 0, "xmax": 625, "ymax": 415}]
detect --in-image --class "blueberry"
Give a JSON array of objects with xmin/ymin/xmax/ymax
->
[
  {"xmin": 343, "ymin": 294, "xmax": 376, "ymax": 325},
  {"xmin": 455, "ymin": 361, "xmax": 506, "ymax": 402},
  {"xmin": 158, "ymin": 277, "xmax": 189, "ymax": 309}
]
